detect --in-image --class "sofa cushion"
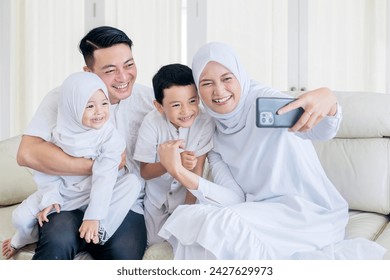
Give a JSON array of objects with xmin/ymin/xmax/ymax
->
[
  {"xmin": 314, "ymin": 138, "xmax": 390, "ymax": 214},
  {"xmin": 0, "ymin": 136, "xmax": 36, "ymax": 206},
  {"xmin": 346, "ymin": 211, "xmax": 390, "ymax": 259}
]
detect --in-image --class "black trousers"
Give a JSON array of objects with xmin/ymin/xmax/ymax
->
[{"xmin": 32, "ymin": 209, "xmax": 147, "ymax": 260}]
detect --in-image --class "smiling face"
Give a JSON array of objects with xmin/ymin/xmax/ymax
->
[
  {"xmin": 198, "ymin": 61, "xmax": 241, "ymax": 114},
  {"xmin": 85, "ymin": 43, "xmax": 137, "ymax": 104},
  {"xmin": 154, "ymin": 84, "xmax": 199, "ymax": 129},
  {"xmin": 82, "ymin": 89, "xmax": 110, "ymax": 129}
]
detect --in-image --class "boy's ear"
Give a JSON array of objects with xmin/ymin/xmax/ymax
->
[{"xmin": 153, "ymin": 100, "xmax": 165, "ymax": 114}]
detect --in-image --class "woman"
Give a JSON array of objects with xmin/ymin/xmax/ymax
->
[{"xmin": 157, "ymin": 42, "xmax": 386, "ymax": 259}]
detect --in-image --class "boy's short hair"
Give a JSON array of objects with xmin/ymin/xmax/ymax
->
[
  {"xmin": 79, "ymin": 26, "xmax": 133, "ymax": 68},
  {"xmin": 152, "ymin": 63, "xmax": 195, "ymax": 105}
]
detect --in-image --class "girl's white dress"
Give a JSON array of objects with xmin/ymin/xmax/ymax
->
[
  {"xmin": 158, "ymin": 42, "xmax": 386, "ymax": 259},
  {"xmin": 11, "ymin": 72, "xmax": 140, "ymax": 249}
]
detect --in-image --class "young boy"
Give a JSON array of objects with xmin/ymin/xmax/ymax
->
[
  {"xmin": 2, "ymin": 72, "xmax": 140, "ymax": 259},
  {"xmin": 134, "ymin": 64, "xmax": 215, "ymax": 246}
]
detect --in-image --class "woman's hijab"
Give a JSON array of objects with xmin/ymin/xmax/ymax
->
[{"xmin": 192, "ymin": 42, "xmax": 257, "ymax": 134}]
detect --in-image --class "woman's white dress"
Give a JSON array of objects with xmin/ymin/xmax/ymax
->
[{"xmin": 158, "ymin": 42, "xmax": 386, "ymax": 260}]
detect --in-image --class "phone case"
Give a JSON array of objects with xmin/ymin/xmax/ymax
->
[{"xmin": 256, "ymin": 97, "xmax": 304, "ymax": 128}]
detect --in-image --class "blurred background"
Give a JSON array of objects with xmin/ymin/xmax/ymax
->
[{"xmin": 0, "ymin": 0, "xmax": 388, "ymax": 140}]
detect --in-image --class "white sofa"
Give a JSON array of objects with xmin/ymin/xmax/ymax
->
[{"xmin": 1, "ymin": 91, "xmax": 390, "ymax": 260}]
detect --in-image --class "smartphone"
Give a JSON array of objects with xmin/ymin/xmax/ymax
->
[{"xmin": 256, "ymin": 97, "xmax": 304, "ymax": 128}]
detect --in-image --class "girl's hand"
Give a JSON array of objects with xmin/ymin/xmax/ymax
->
[
  {"xmin": 79, "ymin": 220, "xmax": 99, "ymax": 244},
  {"xmin": 37, "ymin": 203, "xmax": 60, "ymax": 227}
]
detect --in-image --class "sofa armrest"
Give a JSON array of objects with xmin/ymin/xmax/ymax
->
[{"xmin": 0, "ymin": 135, "xmax": 36, "ymax": 206}]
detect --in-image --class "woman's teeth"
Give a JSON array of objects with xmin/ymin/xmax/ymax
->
[{"xmin": 214, "ymin": 96, "xmax": 231, "ymax": 103}]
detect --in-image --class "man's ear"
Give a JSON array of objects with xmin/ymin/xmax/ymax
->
[
  {"xmin": 153, "ymin": 100, "xmax": 165, "ymax": 115},
  {"xmin": 83, "ymin": 66, "xmax": 92, "ymax": 72}
]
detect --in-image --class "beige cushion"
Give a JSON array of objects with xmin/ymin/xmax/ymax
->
[
  {"xmin": 314, "ymin": 138, "xmax": 390, "ymax": 214},
  {"xmin": 143, "ymin": 242, "xmax": 174, "ymax": 260},
  {"xmin": 334, "ymin": 92, "xmax": 390, "ymax": 138},
  {"xmin": 346, "ymin": 211, "xmax": 390, "ymax": 260},
  {"xmin": 0, "ymin": 136, "xmax": 36, "ymax": 206},
  {"xmin": 346, "ymin": 211, "xmax": 389, "ymax": 241}
]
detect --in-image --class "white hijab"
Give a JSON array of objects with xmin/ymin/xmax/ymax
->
[
  {"xmin": 53, "ymin": 72, "xmax": 112, "ymax": 157},
  {"xmin": 192, "ymin": 42, "xmax": 259, "ymax": 134}
]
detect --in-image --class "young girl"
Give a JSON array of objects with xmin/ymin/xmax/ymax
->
[{"xmin": 2, "ymin": 72, "xmax": 140, "ymax": 259}]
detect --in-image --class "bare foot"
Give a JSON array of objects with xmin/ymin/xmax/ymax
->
[{"xmin": 2, "ymin": 238, "xmax": 17, "ymax": 259}]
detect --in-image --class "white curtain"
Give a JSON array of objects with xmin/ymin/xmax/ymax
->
[
  {"xmin": 201, "ymin": 0, "xmax": 387, "ymax": 93},
  {"xmin": 1, "ymin": 0, "xmax": 182, "ymax": 140},
  {"xmin": 1, "ymin": 0, "xmax": 85, "ymax": 140},
  {"xmin": 307, "ymin": 0, "xmax": 387, "ymax": 93},
  {"xmin": 205, "ymin": 0, "xmax": 289, "ymax": 90},
  {"xmin": 105, "ymin": 0, "xmax": 183, "ymax": 87}
]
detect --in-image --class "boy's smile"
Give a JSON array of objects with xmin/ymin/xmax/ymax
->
[{"xmin": 154, "ymin": 84, "xmax": 200, "ymax": 129}]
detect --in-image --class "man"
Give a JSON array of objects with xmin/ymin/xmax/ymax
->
[{"xmin": 17, "ymin": 26, "xmax": 154, "ymax": 260}]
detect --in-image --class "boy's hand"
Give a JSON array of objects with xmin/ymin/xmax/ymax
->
[
  {"xmin": 37, "ymin": 203, "xmax": 60, "ymax": 227},
  {"xmin": 180, "ymin": 151, "xmax": 197, "ymax": 171},
  {"xmin": 79, "ymin": 220, "xmax": 99, "ymax": 244}
]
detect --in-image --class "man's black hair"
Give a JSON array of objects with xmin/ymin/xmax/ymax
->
[{"xmin": 79, "ymin": 26, "xmax": 133, "ymax": 68}]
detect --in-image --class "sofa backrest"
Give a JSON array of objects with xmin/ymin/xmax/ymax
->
[{"xmin": 313, "ymin": 92, "xmax": 390, "ymax": 215}]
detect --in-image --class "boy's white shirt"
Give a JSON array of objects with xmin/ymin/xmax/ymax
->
[{"xmin": 133, "ymin": 108, "xmax": 215, "ymax": 209}]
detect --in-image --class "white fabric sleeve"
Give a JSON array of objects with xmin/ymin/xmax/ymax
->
[
  {"xmin": 33, "ymin": 171, "xmax": 64, "ymax": 210},
  {"xmin": 194, "ymin": 115, "xmax": 215, "ymax": 157},
  {"xmin": 296, "ymin": 103, "xmax": 342, "ymax": 141},
  {"xmin": 190, "ymin": 150, "xmax": 245, "ymax": 207},
  {"xmin": 83, "ymin": 131, "xmax": 124, "ymax": 221},
  {"xmin": 24, "ymin": 88, "xmax": 60, "ymax": 141},
  {"xmin": 133, "ymin": 115, "xmax": 158, "ymax": 164}
]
